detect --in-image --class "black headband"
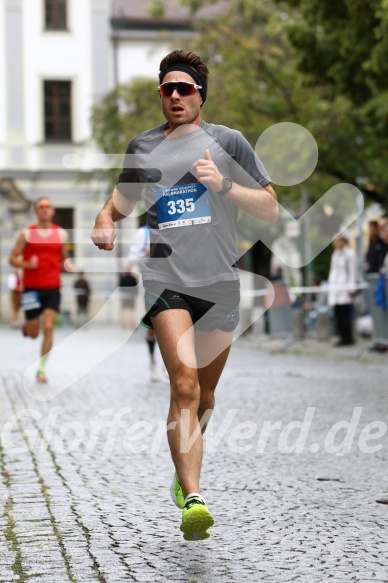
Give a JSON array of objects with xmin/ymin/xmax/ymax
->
[{"xmin": 159, "ymin": 63, "xmax": 207, "ymax": 104}]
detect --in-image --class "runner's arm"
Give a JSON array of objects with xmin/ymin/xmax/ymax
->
[
  {"xmin": 224, "ymin": 182, "xmax": 278, "ymax": 222},
  {"xmin": 193, "ymin": 149, "xmax": 278, "ymax": 222},
  {"xmin": 9, "ymin": 230, "xmax": 37, "ymax": 269},
  {"xmin": 91, "ymin": 188, "xmax": 137, "ymax": 251}
]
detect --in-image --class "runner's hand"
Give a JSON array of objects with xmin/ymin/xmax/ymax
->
[
  {"xmin": 64, "ymin": 259, "xmax": 77, "ymax": 273},
  {"xmin": 192, "ymin": 149, "xmax": 223, "ymax": 193},
  {"xmin": 25, "ymin": 255, "xmax": 38, "ymax": 269},
  {"xmin": 91, "ymin": 212, "xmax": 116, "ymax": 251}
]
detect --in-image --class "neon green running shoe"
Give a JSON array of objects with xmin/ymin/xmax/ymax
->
[
  {"xmin": 180, "ymin": 496, "xmax": 214, "ymax": 541},
  {"xmin": 170, "ymin": 473, "xmax": 185, "ymax": 509}
]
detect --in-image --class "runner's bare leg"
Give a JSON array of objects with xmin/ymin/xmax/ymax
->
[
  {"xmin": 152, "ymin": 309, "xmax": 202, "ymax": 499},
  {"xmin": 24, "ymin": 317, "xmax": 40, "ymax": 338},
  {"xmin": 41, "ymin": 308, "xmax": 57, "ymax": 358},
  {"xmin": 195, "ymin": 330, "xmax": 232, "ymax": 434}
]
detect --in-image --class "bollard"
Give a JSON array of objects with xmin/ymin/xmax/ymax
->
[
  {"xmin": 316, "ymin": 311, "xmax": 333, "ymax": 341},
  {"xmin": 292, "ymin": 308, "xmax": 305, "ymax": 339}
]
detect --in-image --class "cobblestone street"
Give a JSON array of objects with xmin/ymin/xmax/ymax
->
[{"xmin": 0, "ymin": 325, "xmax": 387, "ymax": 582}]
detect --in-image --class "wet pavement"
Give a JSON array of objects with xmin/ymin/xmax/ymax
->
[{"xmin": 0, "ymin": 325, "xmax": 387, "ymax": 582}]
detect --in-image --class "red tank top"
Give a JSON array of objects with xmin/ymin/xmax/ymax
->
[{"xmin": 23, "ymin": 224, "xmax": 63, "ymax": 289}]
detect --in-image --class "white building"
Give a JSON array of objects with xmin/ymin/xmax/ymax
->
[
  {"xmin": 0, "ymin": 0, "xmax": 218, "ymax": 322},
  {"xmin": 110, "ymin": 0, "xmax": 223, "ymax": 84}
]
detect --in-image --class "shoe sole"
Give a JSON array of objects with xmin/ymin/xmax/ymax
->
[
  {"xmin": 170, "ymin": 474, "xmax": 184, "ymax": 509},
  {"xmin": 180, "ymin": 505, "xmax": 214, "ymax": 541}
]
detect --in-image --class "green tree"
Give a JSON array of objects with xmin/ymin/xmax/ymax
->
[
  {"xmin": 90, "ymin": 79, "xmax": 162, "ymax": 185},
  {"xmin": 276, "ymin": 0, "xmax": 388, "ymax": 208},
  {"xmin": 279, "ymin": 0, "xmax": 388, "ymax": 105}
]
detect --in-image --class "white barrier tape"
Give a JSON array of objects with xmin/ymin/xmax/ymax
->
[
  {"xmin": 242, "ymin": 282, "xmax": 369, "ymax": 298},
  {"xmin": 240, "ymin": 289, "xmax": 271, "ymax": 298},
  {"xmin": 289, "ymin": 282, "xmax": 368, "ymax": 294},
  {"xmin": 69, "ymin": 288, "xmax": 138, "ymax": 298},
  {"xmin": 61, "ymin": 281, "xmax": 370, "ymax": 300}
]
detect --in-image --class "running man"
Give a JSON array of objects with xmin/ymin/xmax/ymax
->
[
  {"xmin": 9, "ymin": 196, "xmax": 74, "ymax": 382},
  {"xmin": 92, "ymin": 49, "xmax": 278, "ymax": 540}
]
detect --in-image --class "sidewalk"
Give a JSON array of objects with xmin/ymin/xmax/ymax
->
[
  {"xmin": 0, "ymin": 325, "xmax": 387, "ymax": 582},
  {"xmin": 242, "ymin": 332, "xmax": 388, "ymax": 364}
]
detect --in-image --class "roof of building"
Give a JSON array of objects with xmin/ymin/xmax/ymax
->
[{"xmin": 111, "ymin": 0, "xmax": 226, "ymax": 27}]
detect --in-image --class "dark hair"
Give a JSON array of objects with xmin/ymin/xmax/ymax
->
[
  {"xmin": 369, "ymin": 220, "xmax": 379, "ymax": 228},
  {"xmin": 159, "ymin": 49, "xmax": 209, "ymax": 90}
]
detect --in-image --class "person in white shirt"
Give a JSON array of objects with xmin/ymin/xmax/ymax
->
[{"xmin": 328, "ymin": 235, "xmax": 357, "ymax": 346}]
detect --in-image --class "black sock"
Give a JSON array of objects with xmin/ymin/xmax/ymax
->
[{"xmin": 146, "ymin": 338, "xmax": 156, "ymax": 356}]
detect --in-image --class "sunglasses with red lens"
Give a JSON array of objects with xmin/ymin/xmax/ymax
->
[
  {"xmin": 158, "ymin": 82, "xmax": 202, "ymax": 98},
  {"xmin": 36, "ymin": 203, "xmax": 52, "ymax": 210}
]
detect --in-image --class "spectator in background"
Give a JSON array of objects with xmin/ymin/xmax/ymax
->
[
  {"xmin": 380, "ymin": 220, "xmax": 388, "ymax": 272},
  {"xmin": 118, "ymin": 268, "xmax": 138, "ymax": 329},
  {"xmin": 270, "ymin": 266, "xmax": 284, "ymax": 283},
  {"xmin": 7, "ymin": 269, "xmax": 24, "ymax": 328},
  {"xmin": 73, "ymin": 271, "xmax": 91, "ymax": 325},
  {"xmin": 328, "ymin": 235, "xmax": 357, "ymax": 346},
  {"xmin": 365, "ymin": 220, "xmax": 387, "ymax": 274}
]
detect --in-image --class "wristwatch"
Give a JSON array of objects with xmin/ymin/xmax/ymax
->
[{"xmin": 216, "ymin": 177, "xmax": 233, "ymax": 196}]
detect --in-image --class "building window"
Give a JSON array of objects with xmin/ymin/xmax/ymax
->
[
  {"xmin": 44, "ymin": 81, "xmax": 72, "ymax": 142},
  {"xmin": 45, "ymin": 0, "xmax": 67, "ymax": 31}
]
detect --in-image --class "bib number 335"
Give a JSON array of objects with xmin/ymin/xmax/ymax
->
[
  {"xmin": 167, "ymin": 198, "xmax": 195, "ymax": 215},
  {"xmin": 156, "ymin": 182, "xmax": 211, "ymax": 230}
]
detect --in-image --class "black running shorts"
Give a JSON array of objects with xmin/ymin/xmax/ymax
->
[
  {"xmin": 23, "ymin": 287, "xmax": 61, "ymax": 320},
  {"xmin": 142, "ymin": 280, "xmax": 240, "ymax": 333}
]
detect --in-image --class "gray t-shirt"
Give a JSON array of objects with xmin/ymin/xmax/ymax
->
[{"xmin": 117, "ymin": 120, "xmax": 270, "ymax": 287}]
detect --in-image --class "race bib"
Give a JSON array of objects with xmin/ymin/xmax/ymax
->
[
  {"xmin": 21, "ymin": 290, "xmax": 41, "ymax": 311},
  {"xmin": 155, "ymin": 183, "xmax": 211, "ymax": 230}
]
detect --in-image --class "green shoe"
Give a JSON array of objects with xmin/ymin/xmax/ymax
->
[
  {"xmin": 170, "ymin": 473, "xmax": 185, "ymax": 509},
  {"xmin": 180, "ymin": 496, "xmax": 214, "ymax": 541}
]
